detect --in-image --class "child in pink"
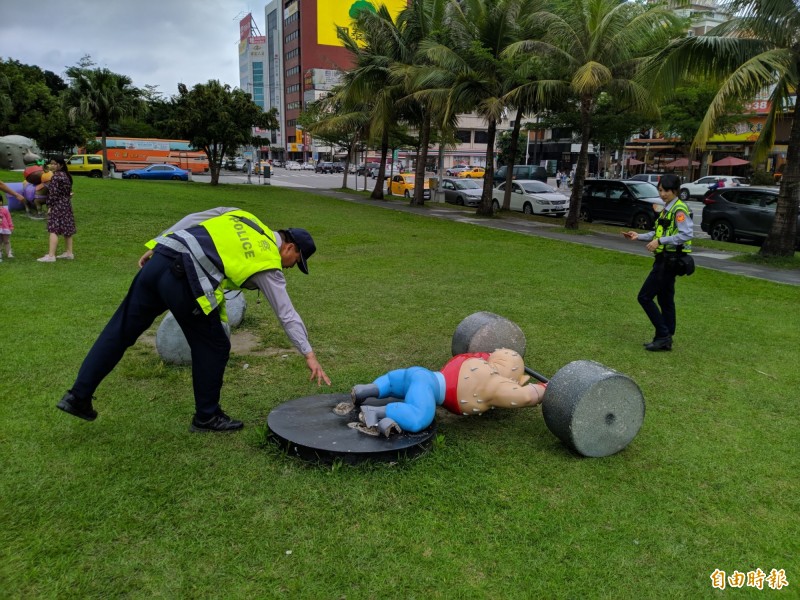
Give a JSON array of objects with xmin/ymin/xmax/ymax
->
[{"xmin": 0, "ymin": 199, "xmax": 14, "ymax": 260}]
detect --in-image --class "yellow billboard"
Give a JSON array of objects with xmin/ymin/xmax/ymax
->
[{"xmin": 317, "ymin": 0, "xmax": 408, "ymax": 47}]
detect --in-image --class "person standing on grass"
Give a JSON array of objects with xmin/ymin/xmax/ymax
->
[
  {"xmin": 37, "ymin": 156, "xmax": 76, "ymax": 263},
  {"xmin": 0, "ymin": 190, "xmax": 20, "ymax": 261},
  {"xmin": 56, "ymin": 206, "xmax": 331, "ymax": 432},
  {"xmin": 622, "ymin": 173, "xmax": 693, "ymax": 352}
]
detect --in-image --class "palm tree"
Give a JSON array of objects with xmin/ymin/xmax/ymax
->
[
  {"xmin": 644, "ymin": 0, "xmax": 800, "ymax": 257},
  {"xmin": 337, "ymin": 5, "xmax": 415, "ymax": 200},
  {"xmin": 64, "ymin": 67, "xmax": 143, "ymax": 177},
  {"xmin": 305, "ymin": 87, "xmax": 371, "ymax": 189},
  {"xmin": 418, "ymin": 0, "xmax": 541, "ymax": 216},
  {"xmin": 392, "ymin": 0, "xmax": 455, "ymax": 206},
  {"xmin": 508, "ymin": 0, "xmax": 680, "ymax": 228}
]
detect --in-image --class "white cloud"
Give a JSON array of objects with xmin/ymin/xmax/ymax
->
[{"xmin": 0, "ymin": 0, "xmax": 256, "ymax": 97}]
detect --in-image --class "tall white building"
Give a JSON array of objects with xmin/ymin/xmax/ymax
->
[
  {"xmin": 238, "ymin": 12, "xmax": 281, "ymax": 160},
  {"xmin": 265, "ymin": 1, "xmax": 285, "ymax": 154}
]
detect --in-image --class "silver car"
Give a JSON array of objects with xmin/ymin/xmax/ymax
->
[
  {"xmin": 491, "ymin": 179, "xmax": 570, "ymax": 216},
  {"xmin": 440, "ymin": 177, "xmax": 483, "ymax": 206}
]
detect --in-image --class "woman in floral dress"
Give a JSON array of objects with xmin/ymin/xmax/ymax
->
[{"xmin": 37, "ymin": 156, "xmax": 76, "ymax": 263}]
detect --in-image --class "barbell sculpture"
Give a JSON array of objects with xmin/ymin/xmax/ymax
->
[{"xmin": 453, "ymin": 312, "xmax": 645, "ymax": 457}]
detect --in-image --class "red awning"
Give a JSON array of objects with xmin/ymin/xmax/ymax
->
[
  {"xmin": 663, "ymin": 158, "xmax": 700, "ymax": 168},
  {"xmin": 711, "ymin": 156, "xmax": 750, "ymax": 167}
]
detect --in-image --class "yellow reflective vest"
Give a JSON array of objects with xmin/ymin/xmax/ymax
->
[
  {"xmin": 654, "ymin": 200, "xmax": 692, "ymax": 254},
  {"xmin": 147, "ymin": 210, "xmax": 282, "ymax": 315}
]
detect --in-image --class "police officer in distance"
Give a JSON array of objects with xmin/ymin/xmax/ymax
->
[
  {"xmin": 56, "ymin": 207, "xmax": 331, "ymax": 432},
  {"xmin": 622, "ymin": 173, "xmax": 693, "ymax": 351}
]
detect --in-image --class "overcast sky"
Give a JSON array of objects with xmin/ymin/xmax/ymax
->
[{"xmin": 1, "ymin": 0, "xmax": 259, "ymax": 96}]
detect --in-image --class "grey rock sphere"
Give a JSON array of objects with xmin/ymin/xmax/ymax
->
[{"xmin": 156, "ymin": 312, "xmax": 231, "ymax": 365}]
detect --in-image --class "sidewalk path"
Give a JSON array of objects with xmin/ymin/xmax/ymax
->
[{"xmin": 317, "ymin": 189, "xmax": 800, "ymax": 287}]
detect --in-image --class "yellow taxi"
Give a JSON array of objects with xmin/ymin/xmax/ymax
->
[
  {"xmin": 457, "ymin": 166, "xmax": 486, "ymax": 179},
  {"xmin": 387, "ymin": 173, "xmax": 431, "ymax": 199}
]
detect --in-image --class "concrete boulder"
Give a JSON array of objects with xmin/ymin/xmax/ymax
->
[
  {"xmin": 451, "ymin": 311, "xmax": 527, "ymax": 357},
  {"xmin": 156, "ymin": 312, "xmax": 231, "ymax": 365},
  {"xmin": 224, "ymin": 290, "xmax": 247, "ymax": 328}
]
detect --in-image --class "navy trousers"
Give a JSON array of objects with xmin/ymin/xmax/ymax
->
[
  {"xmin": 637, "ymin": 257, "xmax": 677, "ymax": 339},
  {"xmin": 71, "ymin": 252, "xmax": 231, "ymax": 418}
]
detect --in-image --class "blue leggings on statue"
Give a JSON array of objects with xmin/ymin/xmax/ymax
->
[{"xmin": 372, "ymin": 367, "xmax": 444, "ymax": 433}]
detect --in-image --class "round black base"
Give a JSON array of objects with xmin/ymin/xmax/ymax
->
[{"xmin": 267, "ymin": 394, "xmax": 437, "ymax": 465}]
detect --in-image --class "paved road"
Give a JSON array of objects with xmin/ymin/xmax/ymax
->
[{"xmin": 196, "ymin": 170, "xmax": 799, "ymax": 286}]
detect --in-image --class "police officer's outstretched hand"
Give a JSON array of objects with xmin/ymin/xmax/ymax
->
[
  {"xmin": 622, "ymin": 231, "xmax": 638, "ymax": 240},
  {"xmin": 305, "ymin": 351, "xmax": 331, "ymax": 386}
]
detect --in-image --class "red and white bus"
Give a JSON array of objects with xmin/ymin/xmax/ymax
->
[{"xmin": 94, "ymin": 137, "xmax": 210, "ymax": 174}]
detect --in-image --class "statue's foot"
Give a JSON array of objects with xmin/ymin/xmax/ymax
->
[
  {"xmin": 359, "ymin": 405, "xmax": 386, "ymax": 428},
  {"xmin": 378, "ymin": 418, "xmax": 402, "ymax": 438},
  {"xmin": 351, "ymin": 383, "xmax": 379, "ymax": 405}
]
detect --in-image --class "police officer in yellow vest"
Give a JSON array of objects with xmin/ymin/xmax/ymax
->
[
  {"xmin": 56, "ymin": 207, "xmax": 331, "ymax": 432},
  {"xmin": 622, "ymin": 174, "xmax": 693, "ymax": 351}
]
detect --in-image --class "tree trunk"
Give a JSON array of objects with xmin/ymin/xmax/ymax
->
[
  {"xmin": 371, "ymin": 128, "xmax": 390, "ymax": 200},
  {"xmin": 412, "ymin": 110, "xmax": 432, "ymax": 206},
  {"xmin": 101, "ymin": 131, "xmax": 109, "ymax": 178},
  {"xmin": 205, "ymin": 146, "xmax": 220, "ymax": 185},
  {"xmin": 761, "ymin": 93, "xmax": 800, "ymax": 256},
  {"xmin": 502, "ymin": 109, "xmax": 523, "ymax": 211},
  {"xmin": 476, "ymin": 117, "xmax": 498, "ymax": 217},
  {"xmin": 565, "ymin": 96, "xmax": 593, "ymax": 229},
  {"xmin": 342, "ymin": 135, "xmax": 357, "ymax": 189}
]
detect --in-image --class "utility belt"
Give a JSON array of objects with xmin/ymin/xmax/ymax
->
[{"xmin": 659, "ymin": 247, "xmax": 695, "ymax": 277}]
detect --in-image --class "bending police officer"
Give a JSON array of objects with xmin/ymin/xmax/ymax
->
[
  {"xmin": 57, "ymin": 207, "xmax": 330, "ymax": 432},
  {"xmin": 622, "ymin": 174, "xmax": 693, "ymax": 351}
]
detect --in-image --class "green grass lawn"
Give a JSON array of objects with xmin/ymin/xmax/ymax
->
[{"xmin": 1, "ymin": 173, "xmax": 798, "ymax": 598}]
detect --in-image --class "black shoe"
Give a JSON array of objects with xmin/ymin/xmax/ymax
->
[
  {"xmin": 190, "ymin": 411, "xmax": 244, "ymax": 432},
  {"xmin": 644, "ymin": 337, "xmax": 673, "ymax": 352},
  {"xmin": 56, "ymin": 391, "xmax": 97, "ymax": 421}
]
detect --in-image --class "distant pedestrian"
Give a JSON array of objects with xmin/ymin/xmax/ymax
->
[
  {"xmin": 245, "ymin": 159, "xmax": 253, "ymax": 184},
  {"xmin": 555, "ymin": 170, "xmax": 563, "ymax": 188},
  {"xmin": 37, "ymin": 157, "xmax": 75, "ymax": 263},
  {"xmin": 0, "ymin": 188, "xmax": 20, "ymax": 260}
]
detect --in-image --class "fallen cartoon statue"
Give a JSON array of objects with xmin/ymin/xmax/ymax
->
[{"xmin": 349, "ymin": 348, "xmax": 546, "ymax": 437}]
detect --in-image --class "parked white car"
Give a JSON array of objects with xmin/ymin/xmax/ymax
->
[
  {"xmin": 300, "ymin": 162, "xmax": 315, "ymax": 170},
  {"xmin": 285, "ymin": 161, "xmax": 301, "ymax": 171},
  {"xmin": 491, "ymin": 179, "xmax": 569, "ymax": 216},
  {"xmin": 679, "ymin": 175, "xmax": 749, "ymax": 200}
]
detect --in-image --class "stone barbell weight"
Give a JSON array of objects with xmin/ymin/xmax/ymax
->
[
  {"xmin": 524, "ymin": 362, "xmax": 645, "ymax": 458},
  {"xmin": 452, "ymin": 312, "xmax": 645, "ymax": 457}
]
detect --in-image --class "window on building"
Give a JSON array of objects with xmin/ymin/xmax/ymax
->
[
  {"xmin": 474, "ymin": 130, "xmax": 489, "ymax": 144},
  {"xmin": 286, "ymin": 48, "xmax": 299, "ymax": 60},
  {"xmin": 286, "ymin": 66, "xmax": 299, "ymax": 77},
  {"xmin": 287, "ymin": 119, "xmax": 297, "ymax": 127},
  {"xmin": 286, "ymin": 101, "xmax": 301, "ymax": 110},
  {"xmin": 455, "ymin": 130, "xmax": 471, "ymax": 144},
  {"xmin": 285, "ymin": 30, "xmax": 299, "ymax": 44},
  {"xmin": 286, "ymin": 84, "xmax": 300, "ymax": 94},
  {"xmin": 284, "ymin": 12, "xmax": 298, "ymax": 25}
]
